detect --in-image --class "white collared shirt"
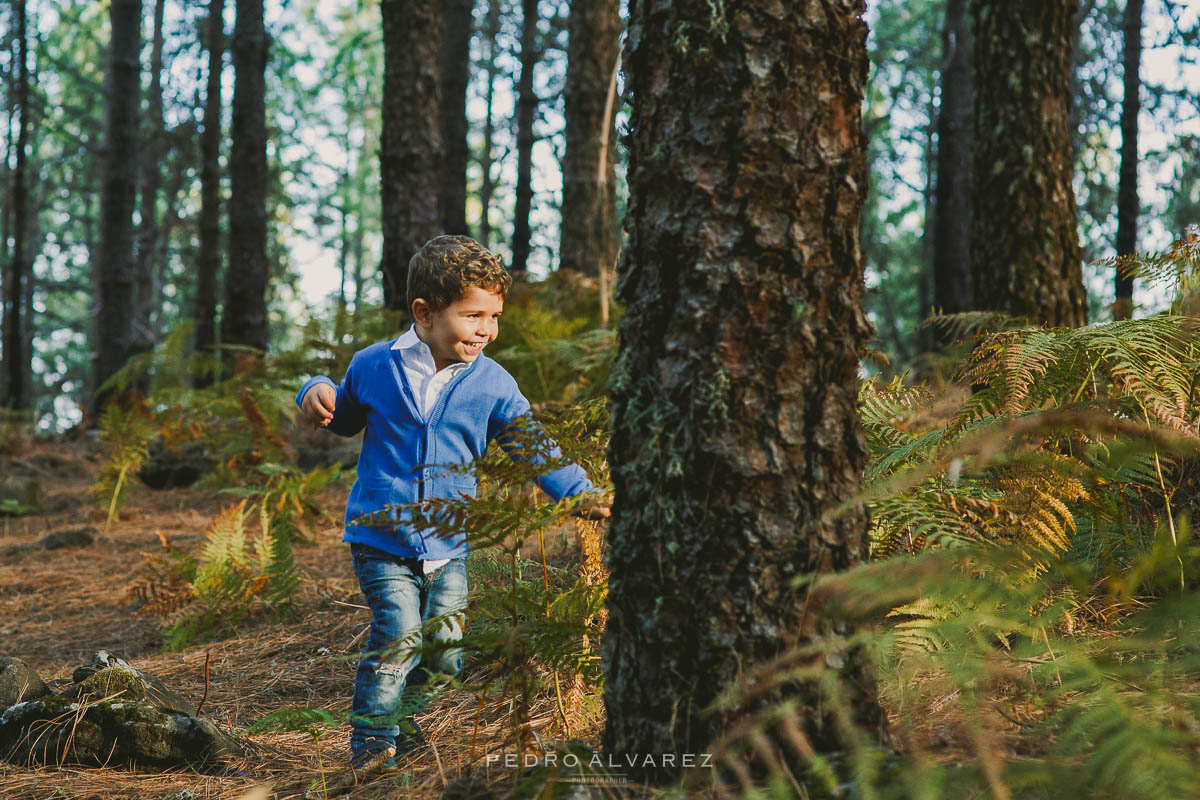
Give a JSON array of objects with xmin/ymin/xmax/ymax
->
[
  {"xmin": 391, "ymin": 325, "xmax": 470, "ymax": 420},
  {"xmin": 390, "ymin": 324, "xmax": 466, "ymax": 575}
]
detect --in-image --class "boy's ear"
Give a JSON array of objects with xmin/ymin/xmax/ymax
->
[{"xmin": 411, "ymin": 298, "xmax": 432, "ymax": 326}]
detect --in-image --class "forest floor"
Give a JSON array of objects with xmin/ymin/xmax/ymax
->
[{"xmin": 0, "ymin": 435, "xmax": 617, "ymax": 800}]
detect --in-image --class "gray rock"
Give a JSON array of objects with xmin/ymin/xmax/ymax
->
[
  {"xmin": 138, "ymin": 441, "xmax": 212, "ymax": 490},
  {"xmin": 0, "ymin": 657, "xmax": 52, "ymax": 708},
  {"xmin": 36, "ymin": 526, "xmax": 96, "ymax": 550},
  {"xmin": 0, "ymin": 694, "xmax": 241, "ymax": 768},
  {"xmin": 69, "ymin": 652, "xmax": 197, "ymax": 717}
]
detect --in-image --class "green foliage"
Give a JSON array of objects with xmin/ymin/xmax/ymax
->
[
  {"xmin": 0, "ymin": 499, "xmax": 36, "ymax": 517},
  {"xmin": 165, "ymin": 500, "xmax": 303, "ymax": 649},
  {"xmin": 92, "ymin": 399, "xmax": 155, "ymax": 526},
  {"xmin": 1098, "ymin": 227, "xmax": 1200, "ymax": 312},
  {"xmin": 248, "ymin": 705, "xmax": 341, "ymax": 737},
  {"xmin": 490, "ymin": 277, "xmax": 617, "ymax": 404},
  {"xmin": 222, "ymin": 462, "xmax": 346, "ymax": 544}
]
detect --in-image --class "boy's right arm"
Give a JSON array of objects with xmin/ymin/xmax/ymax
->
[{"xmin": 296, "ymin": 367, "xmax": 367, "ymax": 437}]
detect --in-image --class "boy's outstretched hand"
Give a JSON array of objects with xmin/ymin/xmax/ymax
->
[
  {"xmin": 301, "ymin": 384, "xmax": 337, "ymax": 427},
  {"xmin": 576, "ymin": 504, "xmax": 611, "ymax": 521}
]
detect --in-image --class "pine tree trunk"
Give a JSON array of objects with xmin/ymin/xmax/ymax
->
[
  {"xmin": 511, "ymin": 0, "xmax": 539, "ymax": 275},
  {"xmin": 932, "ymin": 0, "xmax": 973, "ymax": 339},
  {"xmin": 604, "ymin": 0, "xmax": 882, "ymax": 784},
  {"xmin": 478, "ymin": 0, "xmax": 501, "ymax": 249},
  {"xmin": 971, "ymin": 0, "xmax": 1086, "ymax": 327},
  {"xmin": 93, "ymin": 0, "xmax": 142, "ymax": 414},
  {"xmin": 4, "ymin": 0, "xmax": 31, "ymax": 410},
  {"xmin": 559, "ymin": 0, "xmax": 619, "ymax": 276},
  {"xmin": 195, "ymin": 0, "xmax": 224, "ymax": 386},
  {"xmin": 380, "ymin": 0, "xmax": 442, "ymax": 311},
  {"xmin": 440, "ymin": 0, "xmax": 472, "ymax": 237},
  {"xmin": 134, "ymin": 0, "xmax": 166, "ymax": 358},
  {"xmin": 221, "ymin": 0, "xmax": 269, "ymax": 358},
  {"xmin": 1114, "ymin": 0, "xmax": 1142, "ymax": 320}
]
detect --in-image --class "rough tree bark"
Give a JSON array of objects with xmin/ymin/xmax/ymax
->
[
  {"xmin": 970, "ymin": 0, "xmax": 1086, "ymax": 327},
  {"xmin": 604, "ymin": 0, "xmax": 882, "ymax": 785},
  {"xmin": 380, "ymin": 0, "xmax": 442, "ymax": 310},
  {"xmin": 221, "ymin": 0, "xmax": 269, "ymax": 357},
  {"xmin": 195, "ymin": 0, "xmax": 224, "ymax": 386},
  {"xmin": 439, "ymin": 0, "xmax": 473, "ymax": 237},
  {"xmin": 93, "ymin": 0, "xmax": 142, "ymax": 414},
  {"xmin": 932, "ymin": 0, "xmax": 973, "ymax": 340},
  {"xmin": 511, "ymin": 0, "xmax": 539, "ymax": 274},
  {"xmin": 4, "ymin": 0, "xmax": 31, "ymax": 409},
  {"xmin": 1114, "ymin": 0, "xmax": 1142, "ymax": 320},
  {"xmin": 134, "ymin": 0, "xmax": 166, "ymax": 357},
  {"xmin": 559, "ymin": 0, "xmax": 619, "ymax": 276}
]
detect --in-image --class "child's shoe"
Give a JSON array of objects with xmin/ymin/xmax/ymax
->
[
  {"xmin": 350, "ymin": 738, "xmax": 397, "ymax": 776},
  {"xmin": 392, "ymin": 717, "xmax": 427, "ymax": 762}
]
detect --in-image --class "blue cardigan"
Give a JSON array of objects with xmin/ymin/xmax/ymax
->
[{"xmin": 296, "ymin": 342, "xmax": 595, "ymax": 559}]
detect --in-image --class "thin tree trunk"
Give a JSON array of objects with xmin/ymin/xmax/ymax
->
[
  {"xmin": 221, "ymin": 0, "xmax": 269, "ymax": 358},
  {"xmin": 4, "ymin": 0, "xmax": 31, "ymax": 409},
  {"xmin": 195, "ymin": 0, "xmax": 224, "ymax": 386},
  {"xmin": 1, "ymin": 30, "xmax": 15, "ymax": 406},
  {"xmin": 971, "ymin": 0, "xmax": 1086, "ymax": 327},
  {"xmin": 478, "ymin": 0, "xmax": 500, "ymax": 249},
  {"xmin": 605, "ymin": 0, "xmax": 882, "ymax": 784},
  {"xmin": 919, "ymin": 102, "xmax": 936, "ymax": 354},
  {"xmin": 1114, "ymin": 0, "xmax": 1142, "ymax": 320},
  {"xmin": 134, "ymin": 0, "xmax": 166, "ymax": 358},
  {"xmin": 379, "ymin": 0, "xmax": 442, "ymax": 311},
  {"xmin": 933, "ymin": 0, "xmax": 973, "ymax": 342},
  {"xmin": 339, "ymin": 152, "xmax": 350, "ymax": 308},
  {"xmin": 93, "ymin": 0, "xmax": 143, "ymax": 414},
  {"xmin": 439, "ymin": 0, "xmax": 472, "ymax": 237},
  {"xmin": 511, "ymin": 0, "xmax": 539, "ymax": 275},
  {"xmin": 353, "ymin": 137, "xmax": 366, "ymax": 312},
  {"xmin": 559, "ymin": 0, "xmax": 619, "ymax": 277}
]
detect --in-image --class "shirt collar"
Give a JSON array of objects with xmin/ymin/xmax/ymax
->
[
  {"xmin": 392, "ymin": 324, "xmax": 424, "ymax": 351},
  {"xmin": 391, "ymin": 325, "xmax": 472, "ymax": 373}
]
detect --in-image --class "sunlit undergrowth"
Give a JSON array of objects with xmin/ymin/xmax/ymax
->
[{"xmin": 91, "ymin": 241, "xmax": 1200, "ymax": 797}]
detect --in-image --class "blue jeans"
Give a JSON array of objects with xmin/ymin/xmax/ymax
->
[{"xmin": 349, "ymin": 543, "xmax": 468, "ymax": 753}]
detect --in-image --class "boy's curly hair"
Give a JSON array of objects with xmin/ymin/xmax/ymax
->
[{"xmin": 407, "ymin": 235, "xmax": 512, "ymax": 311}]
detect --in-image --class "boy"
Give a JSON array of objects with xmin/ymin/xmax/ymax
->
[{"xmin": 296, "ymin": 235, "xmax": 609, "ymax": 774}]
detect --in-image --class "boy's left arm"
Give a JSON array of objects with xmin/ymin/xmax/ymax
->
[{"xmin": 488, "ymin": 392, "xmax": 610, "ymax": 519}]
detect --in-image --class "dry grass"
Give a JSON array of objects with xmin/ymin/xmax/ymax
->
[{"xmin": 0, "ymin": 441, "xmax": 620, "ymax": 800}]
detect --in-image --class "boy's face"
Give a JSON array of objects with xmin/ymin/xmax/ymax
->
[{"xmin": 413, "ymin": 285, "xmax": 504, "ymax": 370}]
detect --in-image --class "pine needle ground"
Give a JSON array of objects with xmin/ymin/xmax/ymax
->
[{"xmin": 0, "ymin": 440, "xmax": 617, "ymax": 800}]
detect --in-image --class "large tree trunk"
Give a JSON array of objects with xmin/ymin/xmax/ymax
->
[
  {"xmin": 4, "ymin": 0, "xmax": 31, "ymax": 410},
  {"xmin": 932, "ymin": 0, "xmax": 973, "ymax": 340},
  {"xmin": 970, "ymin": 0, "xmax": 1086, "ymax": 327},
  {"xmin": 510, "ymin": 0, "xmax": 539, "ymax": 275},
  {"xmin": 559, "ymin": 0, "xmax": 619, "ymax": 277},
  {"xmin": 604, "ymin": 0, "xmax": 882, "ymax": 785},
  {"xmin": 194, "ymin": 0, "xmax": 224, "ymax": 386},
  {"xmin": 478, "ymin": 0, "xmax": 501, "ymax": 249},
  {"xmin": 221, "ymin": 0, "xmax": 269, "ymax": 358},
  {"xmin": 1114, "ymin": 0, "xmax": 1142, "ymax": 320},
  {"xmin": 380, "ymin": 0, "xmax": 442, "ymax": 311},
  {"xmin": 134, "ymin": 0, "xmax": 166, "ymax": 358},
  {"xmin": 439, "ymin": 0, "xmax": 472, "ymax": 237},
  {"xmin": 93, "ymin": 0, "xmax": 142, "ymax": 414}
]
